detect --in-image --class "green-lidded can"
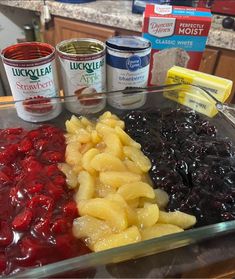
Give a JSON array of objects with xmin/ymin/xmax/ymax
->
[{"xmin": 56, "ymin": 38, "xmax": 106, "ymax": 114}]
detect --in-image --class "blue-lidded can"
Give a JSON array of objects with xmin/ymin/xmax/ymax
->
[{"xmin": 106, "ymin": 36, "xmax": 151, "ymax": 109}]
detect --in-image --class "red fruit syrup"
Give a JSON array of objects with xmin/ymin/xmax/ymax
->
[{"xmin": 0, "ymin": 125, "xmax": 90, "ymax": 276}]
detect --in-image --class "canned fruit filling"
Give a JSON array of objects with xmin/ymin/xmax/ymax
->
[
  {"xmin": 1, "ymin": 108, "xmax": 235, "ymax": 275},
  {"xmin": 124, "ymin": 109, "xmax": 235, "ymax": 227},
  {"xmin": 62, "ymin": 112, "xmax": 196, "ymax": 252},
  {"xmin": 0, "ymin": 125, "xmax": 90, "ymax": 276}
]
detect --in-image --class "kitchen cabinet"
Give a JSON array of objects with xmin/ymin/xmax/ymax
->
[
  {"xmin": 43, "ymin": 25, "xmax": 56, "ymax": 47},
  {"xmin": 54, "ymin": 17, "xmax": 116, "ymax": 44},
  {"xmin": 53, "ymin": 16, "xmax": 140, "ymax": 45},
  {"xmin": 199, "ymin": 47, "xmax": 235, "ymax": 102},
  {"xmin": 199, "ymin": 48, "xmax": 219, "ymax": 74},
  {"xmin": 214, "ymin": 50, "xmax": 235, "ymax": 100}
]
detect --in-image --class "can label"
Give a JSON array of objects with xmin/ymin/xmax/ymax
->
[
  {"xmin": 4, "ymin": 58, "xmax": 58, "ymax": 98},
  {"xmin": 107, "ymin": 48, "xmax": 151, "ymax": 109},
  {"xmin": 60, "ymin": 54, "xmax": 105, "ymax": 93},
  {"xmin": 57, "ymin": 40, "xmax": 106, "ymax": 114},
  {"xmin": 3, "ymin": 56, "xmax": 61, "ymax": 122}
]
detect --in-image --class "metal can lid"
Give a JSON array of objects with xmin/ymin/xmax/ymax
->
[{"xmin": 106, "ymin": 36, "xmax": 151, "ymax": 51}]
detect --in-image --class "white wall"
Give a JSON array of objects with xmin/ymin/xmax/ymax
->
[{"xmin": 0, "ymin": 5, "xmax": 39, "ymax": 95}]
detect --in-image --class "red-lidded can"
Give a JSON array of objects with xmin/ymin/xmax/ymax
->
[{"xmin": 1, "ymin": 42, "xmax": 61, "ymax": 122}]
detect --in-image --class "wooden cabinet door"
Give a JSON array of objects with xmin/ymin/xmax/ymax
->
[
  {"xmin": 55, "ymin": 17, "xmax": 116, "ymax": 44},
  {"xmin": 199, "ymin": 48, "xmax": 219, "ymax": 74},
  {"xmin": 215, "ymin": 51, "xmax": 235, "ymax": 81},
  {"xmin": 43, "ymin": 26, "xmax": 56, "ymax": 46},
  {"xmin": 214, "ymin": 50, "xmax": 235, "ymax": 102}
]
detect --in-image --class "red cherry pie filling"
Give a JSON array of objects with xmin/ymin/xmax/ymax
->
[{"xmin": 0, "ymin": 125, "xmax": 90, "ymax": 276}]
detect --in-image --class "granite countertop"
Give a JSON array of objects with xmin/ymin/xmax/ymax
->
[{"xmin": 1, "ymin": 0, "xmax": 235, "ymax": 51}]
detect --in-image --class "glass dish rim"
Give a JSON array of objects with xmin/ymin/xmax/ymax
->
[{"xmin": 14, "ymin": 220, "xmax": 235, "ymax": 278}]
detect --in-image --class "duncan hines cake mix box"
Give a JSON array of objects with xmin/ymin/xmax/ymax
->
[{"xmin": 142, "ymin": 4, "xmax": 212, "ymax": 85}]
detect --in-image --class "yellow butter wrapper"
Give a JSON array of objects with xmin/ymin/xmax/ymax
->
[
  {"xmin": 166, "ymin": 66, "xmax": 233, "ymax": 102},
  {"xmin": 164, "ymin": 88, "xmax": 218, "ymax": 118}
]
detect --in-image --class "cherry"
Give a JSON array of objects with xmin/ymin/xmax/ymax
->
[
  {"xmin": 41, "ymin": 151, "xmax": 64, "ymax": 164},
  {"xmin": 0, "ymin": 221, "xmax": 13, "ymax": 246},
  {"xmin": 0, "ymin": 170, "xmax": 11, "ymax": 184},
  {"xmin": 27, "ymin": 130, "xmax": 41, "ymax": 141},
  {"xmin": 55, "ymin": 235, "xmax": 77, "ymax": 259},
  {"xmin": 56, "ymin": 235, "xmax": 91, "ymax": 260},
  {"xmin": 28, "ymin": 195, "xmax": 54, "ymax": 212},
  {"xmin": 0, "ymin": 124, "xmax": 91, "ymax": 276},
  {"xmin": 44, "ymin": 165, "xmax": 60, "ymax": 177},
  {"xmin": 9, "ymin": 187, "xmax": 19, "ymax": 206},
  {"xmin": 12, "ymin": 209, "xmax": 33, "ymax": 231},
  {"xmin": 14, "ymin": 173, "xmax": 26, "ymax": 184},
  {"xmin": 27, "ymin": 183, "xmax": 44, "ymax": 194},
  {"xmin": 51, "ymin": 218, "xmax": 70, "ymax": 235},
  {"xmin": 0, "ymin": 166, "xmax": 14, "ymax": 180},
  {"xmin": 63, "ymin": 201, "xmax": 78, "ymax": 219},
  {"xmin": 18, "ymin": 237, "xmax": 53, "ymax": 266},
  {"xmin": 0, "ymin": 253, "xmax": 6, "ymax": 273},
  {"xmin": 40, "ymin": 125, "xmax": 62, "ymax": 137},
  {"xmin": 47, "ymin": 183, "xmax": 64, "ymax": 200},
  {"xmin": 0, "ymin": 128, "xmax": 23, "ymax": 136},
  {"xmin": 18, "ymin": 138, "xmax": 33, "ymax": 153},
  {"xmin": 21, "ymin": 156, "xmax": 43, "ymax": 173},
  {"xmin": 33, "ymin": 219, "xmax": 51, "ymax": 239},
  {"xmin": 34, "ymin": 139, "xmax": 49, "ymax": 151},
  {"xmin": 51, "ymin": 174, "xmax": 66, "ymax": 186},
  {"xmin": 0, "ymin": 144, "xmax": 18, "ymax": 165}
]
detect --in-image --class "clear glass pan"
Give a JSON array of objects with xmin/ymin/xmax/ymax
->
[{"xmin": 1, "ymin": 90, "xmax": 235, "ymax": 278}]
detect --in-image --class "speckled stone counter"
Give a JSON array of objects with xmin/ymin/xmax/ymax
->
[
  {"xmin": 1, "ymin": 0, "xmax": 235, "ymax": 51},
  {"xmin": 209, "ymin": 14, "xmax": 235, "ymax": 50}
]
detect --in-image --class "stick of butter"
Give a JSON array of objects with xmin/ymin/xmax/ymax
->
[
  {"xmin": 164, "ymin": 87, "xmax": 218, "ymax": 118},
  {"xmin": 166, "ymin": 66, "xmax": 233, "ymax": 102},
  {"xmin": 164, "ymin": 66, "xmax": 233, "ymax": 117}
]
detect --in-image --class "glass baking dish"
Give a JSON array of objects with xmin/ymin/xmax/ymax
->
[{"xmin": 1, "ymin": 89, "xmax": 235, "ymax": 278}]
